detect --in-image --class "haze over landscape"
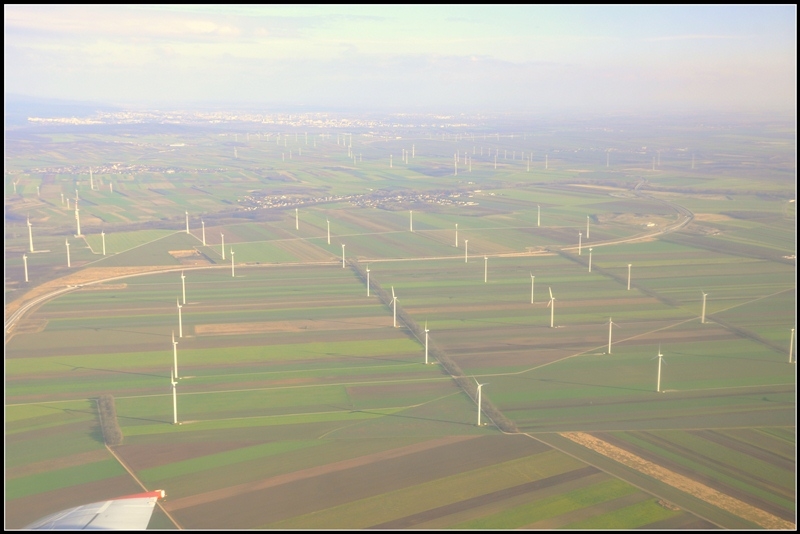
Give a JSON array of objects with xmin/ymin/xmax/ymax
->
[{"xmin": 4, "ymin": 5, "xmax": 796, "ymax": 531}]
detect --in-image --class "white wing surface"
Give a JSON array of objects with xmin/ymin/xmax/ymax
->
[{"xmin": 25, "ymin": 489, "xmax": 165, "ymax": 530}]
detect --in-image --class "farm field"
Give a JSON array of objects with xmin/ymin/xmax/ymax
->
[{"xmin": 5, "ymin": 119, "xmax": 795, "ymax": 529}]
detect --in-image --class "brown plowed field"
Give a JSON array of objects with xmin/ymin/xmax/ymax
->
[
  {"xmin": 168, "ymin": 434, "xmax": 548, "ymax": 529},
  {"xmin": 114, "ymin": 440, "xmax": 260, "ymax": 472},
  {"xmin": 370, "ymin": 465, "xmax": 600, "ymax": 529},
  {"xmin": 195, "ymin": 316, "xmax": 390, "ymax": 335},
  {"xmin": 560, "ymin": 432, "xmax": 795, "ymax": 530}
]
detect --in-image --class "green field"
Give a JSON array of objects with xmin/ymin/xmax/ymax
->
[{"xmin": 5, "ymin": 120, "xmax": 795, "ymax": 529}]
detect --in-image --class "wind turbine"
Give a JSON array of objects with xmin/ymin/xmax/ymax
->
[
  {"xmin": 65, "ymin": 239, "xmax": 71, "ymax": 267},
  {"xmin": 424, "ymin": 321, "xmax": 429, "ymax": 364},
  {"xmin": 231, "ymin": 249, "xmax": 235, "ymax": 277},
  {"xmin": 588, "ymin": 248, "xmax": 593, "ymax": 272},
  {"xmin": 27, "ymin": 216, "xmax": 34, "ymax": 253},
  {"xmin": 221, "ymin": 234, "xmax": 225, "ymax": 260},
  {"xmin": 392, "ymin": 286, "xmax": 397, "ymax": 328},
  {"xmin": 185, "ymin": 211, "xmax": 189, "ymax": 234},
  {"xmin": 475, "ymin": 379, "xmax": 488, "ymax": 426},
  {"xmin": 464, "ymin": 240, "xmax": 469, "ymax": 263},
  {"xmin": 701, "ymin": 291, "xmax": 708, "ymax": 324},
  {"xmin": 586, "ymin": 215, "xmax": 590, "ymax": 239},
  {"xmin": 101, "ymin": 231, "xmax": 106, "ymax": 256},
  {"xmin": 789, "ymin": 328, "xmax": 795, "ymax": 364},
  {"xmin": 627, "ymin": 264, "xmax": 632, "ymax": 291},
  {"xmin": 455, "ymin": 224, "xmax": 458, "ymax": 247},
  {"xmin": 607, "ymin": 317, "xmax": 619, "ymax": 354},
  {"xmin": 177, "ymin": 297, "xmax": 183, "ymax": 338},
  {"xmin": 530, "ymin": 272, "xmax": 535, "ymax": 304},
  {"xmin": 75, "ymin": 202, "xmax": 81, "ymax": 236},
  {"xmin": 23, "ymin": 254, "xmax": 28, "ymax": 283},
  {"xmin": 653, "ymin": 346, "xmax": 665, "ymax": 393},
  {"xmin": 89, "ymin": 167, "xmax": 94, "ymax": 190},
  {"xmin": 295, "ymin": 208, "xmax": 299, "ymax": 230},
  {"xmin": 578, "ymin": 232, "xmax": 582, "ymax": 255},
  {"xmin": 327, "ymin": 219, "xmax": 331, "ymax": 245},
  {"xmin": 537, "ymin": 205, "xmax": 541, "ymax": 227},
  {"xmin": 172, "ymin": 331, "xmax": 179, "ymax": 379},
  {"xmin": 366, "ymin": 265, "xmax": 370, "ymax": 297},
  {"xmin": 181, "ymin": 271, "xmax": 186, "ymax": 304},
  {"xmin": 341, "ymin": 244, "xmax": 346, "ymax": 268},
  {"xmin": 409, "ymin": 210, "xmax": 413, "ymax": 232},
  {"xmin": 201, "ymin": 220, "xmax": 206, "ymax": 246},
  {"xmin": 170, "ymin": 369, "xmax": 178, "ymax": 425},
  {"xmin": 547, "ymin": 287, "xmax": 556, "ymax": 328},
  {"xmin": 484, "ymin": 256, "xmax": 488, "ymax": 283}
]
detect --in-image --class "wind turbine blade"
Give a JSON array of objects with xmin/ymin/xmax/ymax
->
[
  {"xmin": 391, "ymin": 286, "xmax": 395, "ymax": 298},
  {"xmin": 548, "ymin": 287, "xmax": 553, "ymax": 300}
]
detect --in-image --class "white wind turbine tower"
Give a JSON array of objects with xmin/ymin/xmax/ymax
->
[
  {"xmin": 221, "ymin": 234, "xmax": 225, "ymax": 260},
  {"xmin": 545, "ymin": 154, "xmax": 548, "ymax": 170},
  {"xmin": 75, "ymin": 202, "xmax": 81, "ymax": 236},
  {"xmin": 65, "ymin": 239, "xmax": 71, "ymax": 267},
  {"xmin": 366, "ymin": 265, "xmax": 370, "ymax": 297},
  {"xmin": 701, "ymin": 291, "xmax": 708, "ymax": 323},
  {"xmin": 454, "ymin": 153, "xmax": 458, "ymax": 176},
  {"xmin": 185, "ymin": 211, "xmax": 189, "ymax": 234},
  {"xmin": 789, "ymin": 328, "xmax": 795, "ymax": 364},
  {"xmin": 578, "ymin": 232, "xmax": 582, "ymax": 255},
  {"xmin": 586, "ymin": 215, "xmax": 590, "ymax": 239},
  {"xmin": 61, "ymin": 192, "xmax": 64, "ymax": 205},
  {"xmin": 607, "ymin": 317, "xmax": 619, "ymax": 354},
  {"xmin": 27, "ymin": 216, "xmax": 34, "ymax": 252},
  {"xmin": 109, "ymin": 182, "xmax": 113, "ymax": 193},
  {"xmin": 530, "ymin": 272, "xmax": 535, "ymax": 304},
  {"xmin": 424, "ymin": 321, "xmax": 430, "ymax": 364},
  {"xmin": 295, "ymin": 208, "xmax": 299, "ymax": 230},
  {"xmin": 464, "ymin": 240, "xmax": 469, "ymax": 263},
  {"xmin": 177, "ymin": 297, "xmax": 183, "ymax": 338},
  {"xmin": 23, "ymin": 254, "xmax": 28, "ymax": 282},
  {"xmin": 101, "ymin": 231, "xmax": 106, "ymax": 256},
  {"xmin": 327, "ymin": 219, "xmax": 331, "ymax": 245},
  {"xmin": 201, "ymin": 220, "xmax": 206, "ymax": 246},
  {"xmin": 475, "ymin": 379, "xmax": 488, "ymax": 426},
  {"xmin": 181, "ymin": 271, "xmax": 186, "ymax": 304},
  {"xmin": 409, "ymin": 210, "xmax": 413, "ymax": 232},
  {"xmin": 391, "ymin": 286, "xmax": 398, "ymax": 328},
  {"xmin": 172, "ymin": 331, "xmax": 179, "ymax": 379},
  {"xmin": 231, "ymin": 250, "xmax": 235, "ymax": 277},
  {"xmin": 89, "ymin": 167, "xmax": 94, "ymax": 190},
  {"xmin": 627, "ymin": 264, "xmax": 632, "ymax": 290},
  {"xmin": 484, "ymin": 256, "xmax": 488, "ymax": 283},
  {"xmin": 170, "ymin": 369, "xmax": 178, "ymax": 425},
  {"xmin": 537, "ymin": 205, "xmax": 541, "ymax": 227},
  {"xmin": 654, "ymin": 346, "xmax": 666, "ymax": 393},
  {"xmin": 588, "ymin": 248, "xmax": 593, "ymax": 273},
  {"xmin": 547, "ymin": 287, "xmax": 556, "ymax": 328},
  {"xmin": 454, "ymin": 224, "xmax": 458, "ymax": 247},
  {"xmin": 341, "ymin": 244, "xmax": 346, "ymax": 268}
]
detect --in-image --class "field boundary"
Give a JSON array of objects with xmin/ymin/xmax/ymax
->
[{"xmin": 558, "ymin": 431, "xmax": 795, "ymax": 530}]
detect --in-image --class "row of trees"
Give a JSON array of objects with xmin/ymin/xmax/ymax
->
[
  {"xmin": 96, "ymin": 394, "xmax": 123, "ymax": 446},
  {"xmin": 349, "ymin": 260, "xmax": 518, "ymax": 433}
]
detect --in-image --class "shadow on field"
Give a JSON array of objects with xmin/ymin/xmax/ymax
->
[
  {"xmin": 56, "ymin": 362, "xmax": 165, "ymax": 378},
  {"xmin": 116, "ymin": 413, "xmax": 171, "ymax": 425},
  {"xmin": 335, "ymin": 405, "xmax": 474, "ymax": 427},
  {"xmin": 669, "ymin": 350, "xmax": 783, "ymax": 363},
  {"xmin": 527, "ymin": 376, "xmax": 650, "ymax": 393},
  {"xmin": 83, "ymin": 326, "xmax": 166, "ymax": 338}
]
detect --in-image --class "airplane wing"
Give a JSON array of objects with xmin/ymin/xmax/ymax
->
[{"xmin": 24, "ymin": 489, "xmax": 165, "ymax": 530}]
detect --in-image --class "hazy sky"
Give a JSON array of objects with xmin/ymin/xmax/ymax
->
[{"xmin": 4, "ymin": 5, "xmax": 796, "ymax": 113}]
